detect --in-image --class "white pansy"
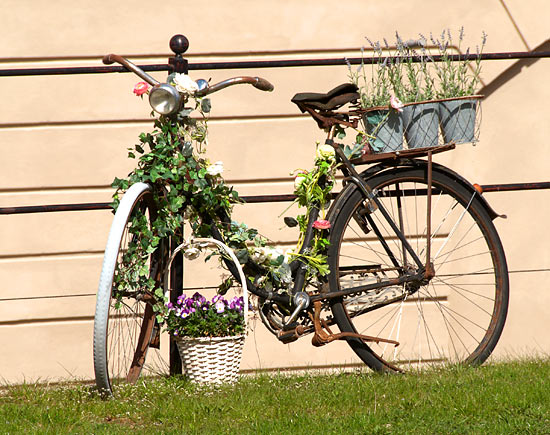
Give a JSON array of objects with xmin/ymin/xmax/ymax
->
[
  {"xmin": 316, "ymin": 143, "xmax": 336, "ymax": 160},
  {"xmin": 206, "ymin": 161, "xmax": 223, "ymax": 176},
  {"xmin": 173, "ymin": 73, "xmax": 199, "ymax": 95}
]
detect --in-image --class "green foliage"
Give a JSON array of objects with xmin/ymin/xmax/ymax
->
[
  {"xmin": 112, "ymin": 78, "xmax": 344, "ymax": 318},
  {"xmin": 110, "ymin": 96, "xmax": 251, "ymax": 313},
  {"xmin": 289, "ymin": 143, "xmax": 337, "ymax": 285}
]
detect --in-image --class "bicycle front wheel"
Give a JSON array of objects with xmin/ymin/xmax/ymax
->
[
  {"xmin": 93, "ymin": 182, "xmax": 167, "ymax": 395},
  {"xmin": 327, "ymin": 166, "xmax": 509, "ymax": 372}
]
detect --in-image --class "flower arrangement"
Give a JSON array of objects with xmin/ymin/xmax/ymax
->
[
  {"xmin": 286, "ymin": 142, "xmax": 337, "ymax": 278},
  {"xmin": 111, "ymin": 69, "xmax": 342, "ymax": 331},
  {"xmin": 349, "ymin": 28, "xmax": 486, "ymax": 106},
  {"xmin": 346, "ymin": 28, "xmax": 486, "ymax": 151},
  {"xmin": 164, "ymin": 292, "xmax": 246, "ymax": 338}
]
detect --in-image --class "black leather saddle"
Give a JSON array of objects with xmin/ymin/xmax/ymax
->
[{"xmin": 291, "ymin": 83, "xmax": 359, "ymax": 112}]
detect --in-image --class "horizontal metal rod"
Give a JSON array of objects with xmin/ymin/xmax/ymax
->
[
  {"xmin": 188, "ymin": 51, "xmax": 550, "ymax": 70},
  {"xmin": 1, "ymin": 51, "xmax": 550, "ymax": 77},
  {"xmin": 0, "ymin": 202, "xmax": 111, "ymax": 214},
  {"xmin": 1, "ymin": 181, "xmax": 549, "ymax": 215},
  {"xmin": 0, "ymin": 64, "xmax": 170, "ymax": 77},
  {"xmin": 479, "ymin": 182, "xmax": 550, "ymax": 192}
]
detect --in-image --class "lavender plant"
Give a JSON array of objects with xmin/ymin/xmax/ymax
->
[
  {"xmin": 348, "ymin": 40, "xmax": 392, "ymax": 108},
  {"xmin": 431, "ymin": 28, "xmax": 487, "ymax": 98},
  {"xmin": 350, "ymin": 29, "xmax": 485, "ymax": 106}
]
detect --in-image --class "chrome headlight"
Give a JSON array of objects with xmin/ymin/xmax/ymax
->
[{"xmin": 148, "ymin": 83, "xmax": 181, "ymax": 115}]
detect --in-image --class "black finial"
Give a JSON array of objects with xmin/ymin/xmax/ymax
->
[
  {"xmin": 170, "ymin": 34, "xmax": 189, "ymax": 56},
  {"xmin": 168, "ymin": 34, "xmax": 189, "ymax": 74}
]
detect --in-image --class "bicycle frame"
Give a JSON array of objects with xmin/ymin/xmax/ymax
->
[{"xmin": 203, "ymin": 130, "xmax": 432, "ymax": 312}]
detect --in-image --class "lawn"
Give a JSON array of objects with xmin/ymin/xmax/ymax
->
[{"xmin": 1, "ymin": 359, "xmax": 549, "ymax": 433}]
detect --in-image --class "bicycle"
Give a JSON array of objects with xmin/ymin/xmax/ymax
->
[{"xmin": 93, "ymin": 41, "xmax": 509, "ymax": 395}]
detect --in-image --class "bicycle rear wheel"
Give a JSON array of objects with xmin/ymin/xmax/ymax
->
[
  {"xmin": 93, "ymin": 182, "xmax": 167, "ymax": 395},
  {"xmin": 327, "ymin": 166, "xmax": 509, "ymax": 372}
]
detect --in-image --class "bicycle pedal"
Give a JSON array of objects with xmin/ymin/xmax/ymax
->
[
  {"xmin": 282, "ymin": 321, "xmax": 299, "ymax": 332},
  {"xmin": 277, "ymin": 330, "xmax": 299, "ymax": 344},
  {"xmin": 277, "ymin": 324, "xmax": 306, "ymax": 344}
]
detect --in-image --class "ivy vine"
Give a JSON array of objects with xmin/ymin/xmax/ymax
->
[{"xmin": 111, "ymin": 79, "xmax": 341, "ymax": 321}]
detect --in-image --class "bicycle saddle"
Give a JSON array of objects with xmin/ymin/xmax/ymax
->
[{"xmin": 291, "ymin": 83, "xmax": 360, "ymax": 111}]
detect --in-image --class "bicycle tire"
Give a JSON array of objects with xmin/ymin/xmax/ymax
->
[
  {"xmin": 327, "ymin": 166, "xmax": 509, "ymax": 372},
  {"xmin": 93, "ymin": 182, "xmax": 167, "ymax": 395}
]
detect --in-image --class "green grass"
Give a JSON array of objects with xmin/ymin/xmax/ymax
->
[{"xmin": 2, "ymin": 359, "xmax": 550, "ymax": 434}]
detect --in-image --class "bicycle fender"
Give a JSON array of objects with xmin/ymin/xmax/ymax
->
[{"xmin": 329, "ymin": 159, "xmax": 503, "ymax": 221}]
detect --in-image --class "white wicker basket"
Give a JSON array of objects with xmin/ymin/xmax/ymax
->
[
  {"xmin": 165, "ymin": 237, "xmax": 249, "ymax": 385},
  {"xmin": 176, "ymin": 335, "xmax": 245, "ymax": 384}
]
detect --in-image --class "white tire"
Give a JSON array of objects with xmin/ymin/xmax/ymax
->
[{"xmin": 93, "ymin": 182, "xmax": 163, "ymax": 395}]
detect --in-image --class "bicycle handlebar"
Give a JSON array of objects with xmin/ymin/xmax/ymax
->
[
  {"xmin": 195, "ymin": 76, "xmax": 274, "ymax": 97},
  {"xmin": 102, "ymin": 53, "xmax": 274, "ymax": 96},
  {"xmin": 102, "ymin": 54, "xmax": 160, "ymax": 86}
]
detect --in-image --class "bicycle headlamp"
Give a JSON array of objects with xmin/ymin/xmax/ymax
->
[{"xmin": 148, "ymin": 83, "xmax": 181, "ymax": 115}]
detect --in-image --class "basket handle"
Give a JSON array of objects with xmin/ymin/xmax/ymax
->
[{"xmin": 163, "ymin": 238, "xmax": 249, "ymax": 329}]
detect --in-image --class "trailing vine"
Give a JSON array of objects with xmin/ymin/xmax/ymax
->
[{"xmin": 112, "ymin": 74, "xmax": 340, "ymax": 320}]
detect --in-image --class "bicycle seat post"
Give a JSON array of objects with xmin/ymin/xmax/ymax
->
[{"xmin": 169, "ymin": 34, "xmax": 189, "ymax": 74}]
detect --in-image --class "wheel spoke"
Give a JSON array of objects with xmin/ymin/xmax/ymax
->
[{"xmin": 329, "ymin": 169, "xmax": 508, "ymax": 372}]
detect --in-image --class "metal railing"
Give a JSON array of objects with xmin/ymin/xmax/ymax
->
[{"xmin": 1, "ymin": 34, "xmax": 550, "ymax": 216}]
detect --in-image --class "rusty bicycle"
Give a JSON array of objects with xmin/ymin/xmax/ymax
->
[{"xmin": 93, "ymin": 37, "xmax": 509, "ymax": 395}]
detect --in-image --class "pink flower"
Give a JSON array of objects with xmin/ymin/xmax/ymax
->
[
  {"xmin": 390, "ymin": 95, "xmax": 404, "ymax": 112},
  {"xmin": 312, "ymin": 219, "xmax": 331, "ymax": 230},
  {"xmin": 133, "ymin": 81, "xmax": 150, "ymax": 96}
]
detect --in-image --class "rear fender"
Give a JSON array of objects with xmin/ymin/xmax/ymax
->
[{"xmin": 328, "ymin": 159, "xmax": 503, "ymax": 221}]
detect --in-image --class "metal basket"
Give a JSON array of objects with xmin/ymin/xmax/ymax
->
[{"xmin": 361, "ymin": 95, "xmax": 482, "ymax": 154}]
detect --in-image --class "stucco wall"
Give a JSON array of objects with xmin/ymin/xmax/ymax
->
[{"xmin": 0, "ymin": 0, "xmax": 549, "ymax": 382}]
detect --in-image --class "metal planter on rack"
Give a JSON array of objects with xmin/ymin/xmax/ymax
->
[
  {"xmin": 439, "ymin": 95, "xmax": 482, "ymax": 144},
  {"xmin": 402, "ymin": 101, "xmax": 440, "ymax": 149},
  {"xmin": 363, "ymin": 108, "xmax": 403, "ymax": 153}
]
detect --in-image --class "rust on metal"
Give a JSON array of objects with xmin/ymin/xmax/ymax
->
[
  {"xmin": 351, "ymin": 143, "xmax": 456, "ymax": 165},
  {"xmin": 310, "ymin": 301, "xmax": 399, "ymax": 348},
  {"xmin": 473, "ymin": 183, "xmax": 484, "ymax": 194},
  {"xmin": 425, "ymin": 150, "xmax": 433, "ymax": 277}
]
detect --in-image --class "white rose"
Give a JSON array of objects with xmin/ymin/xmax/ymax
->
[
  {"xmin": 251, "ymin": 249, "xmax": 267, "ymax": 264},
  {"xmin": 206, "ymin": 161, "xmax": 223, "ymax": 176},
  {"xmin": 316, "ymin": 143, "xmax": 336, "ymax": 160},
  {"xmin": 173, "ymin": 73, "xmax": 199, "ymax": 95},
  {"xmin": 183, "ymin": 247, "xmax": 201, "ymax": 260},
  {"xmin": 265, "ymin": 247, "xmax": 284, "ymax": 260},
  {"xmin": 294, "ymin": 171, "xmax": 308, "ymax": 189}
]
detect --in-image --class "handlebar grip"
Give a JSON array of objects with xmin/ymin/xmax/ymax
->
[
  {"xmin": 102, "ymin": 54, "xmax": 116, "ymax": 65},
  {"xmin": 253, "ymin": 77, "xmax": 274, "ymax": 92},
  {"xmin": 100, "ymin": 53, "xmax": 159, "ymax": 86}
]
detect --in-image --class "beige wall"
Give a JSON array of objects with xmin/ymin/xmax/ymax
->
[{"xmin": 1, "ymin": 0, "xmax": 549, "ymax": 382}]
